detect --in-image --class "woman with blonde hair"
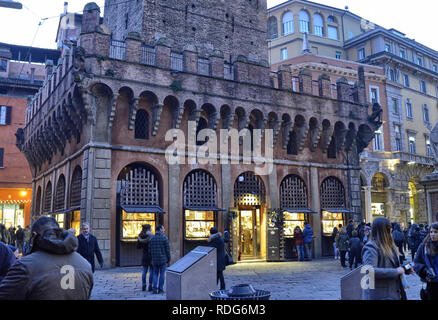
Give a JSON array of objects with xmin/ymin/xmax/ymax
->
[
  {"xmin": 335, "ymin": 227, "xmax": 349, "ymax": 268},
  {"xmin": 362, "ymin": 217, "xmax": 413, "ymax": 300}
]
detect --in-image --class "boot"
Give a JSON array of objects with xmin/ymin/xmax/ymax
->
[
  {"xmin": 142, "ymin": 285, "xmax": 146, "ymax": 291},
  {"xmin": 148, "ymin": 284, "xmax": 153, "ymax": 292}
]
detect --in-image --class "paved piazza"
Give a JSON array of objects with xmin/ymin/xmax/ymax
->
[{"xmin": 90, "ymin": 258, "xmax": 423, "ymax": 300}]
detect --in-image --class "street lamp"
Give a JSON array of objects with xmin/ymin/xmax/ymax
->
[{"xmin": 0, "ymin": 0, "xmax": 22, "ymax": 9}]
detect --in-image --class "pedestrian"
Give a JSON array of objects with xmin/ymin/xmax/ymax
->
[
  {"xmin": 414, "ymin": 222, "xmax": 438, "ymax": 300},
  {"xmin": 419, "ymin": 224, "xmax": 428, "ymax": 244},
  {"xmin": 0, "ymin": 224, "xmax": 11, "ymax": 245},
  {"xmin": 77, "ymin": 222, "xmax": 104, "ymax": 273},
  {"xmin": 346, "ymin": 220, "xmax": 354, "ymax": 238},
  {"xmin": 243, "ymin": 228, "xmax": 252, "ymax": 254},
  {"xmin": 15, "ymin": 226, "xmax": 24, "ymax": 254},
  {"xmin": 208, "ymin": 227, "xmax": 226, "ymax": 290},
  {"xmin": 0, "ymin": 216, "xmax": 93, "ymax": 299},
  {"xmin": 335, "ymin": 227, "xmax": 349, "ymax": 268},
  {"xmin": 392, "ymin": 223, "xmax": 406, "ymax": 264},
  {"xmin": 294, "ymin": 226, "xmax": 305, "ymax": 261},
  {"xmin": 137, "ymin": 224, "xmax": 154, "ymax": 291},
  {"xmin": 149, "ymin": 224, "xmax": 170, "ymax": 294},
  {"xmin": 349, "ymin": 230, "xmax": 361, "ymax": 269},
  {"xmin": 409, "ymin": 223, "xmax": 422, "ymax": 260},
  {"xmin": 332, "ymin": 226, "xmax": 340, "ymax": 259},
  {"xmin": 22, "ymin": 225, "xmax": 31, "ymax": 255},
  {"xmin": 362, "ymin": 217, "xmax": 413, "ymax": 300},
  {"xmin": 8, "ymin": 227, "xmax": 16, "ymax": 247},
  {"xmin": 0, "ymin": 241, "xmax": 16, "ymax": 282},
  {"xmin": 403, "ymin": 224, "xmax": 409, "ymax": 252},
  {"xmin": 363, "ymin": 225, "xmax": 371, "ymax": 245},
  {"xmin": 302, "ymin": 222, "xmax": 313, "ymax": 261}
]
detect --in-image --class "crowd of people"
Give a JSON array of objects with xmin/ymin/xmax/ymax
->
[
  {"xmin": 0, "ymin": 224, "xmax": 31, "ymax": 255},
  {"xmin": 330, "ymin": 218, "xmax": 438, "ymax": 300}
]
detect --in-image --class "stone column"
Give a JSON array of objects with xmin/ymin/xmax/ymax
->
[
  {"xmin": 168, "ymin": 164, "xmax": 181, "ymax": 262},
  {"xmin": 310, "ymin": 166, "xmax": 322, "ymax": 258},
  {"xmin": 364, "ymin": 186, "xmax": 372, "ymax": 223},
  {"xmin": 221, "ymin": 163, "xmax": 232, "ymax": 230},
  {"xmin": 385, "ymin": 187, "xmax": 394, "ymax": 221}
]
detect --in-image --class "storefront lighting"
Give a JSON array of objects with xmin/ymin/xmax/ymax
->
[
  {"xmin": 408, "ymin": 161, "xmax": 416, "ymax": 165},
  {"xmin": 20, "ymin": 191, "xmax": 27, "ymax": 197}
]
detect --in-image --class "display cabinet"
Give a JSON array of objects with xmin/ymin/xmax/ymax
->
[
  {"xmin": 121, "ymin": 211, "xmax": 156, "ymax": 241},
  {"xmin": 283, "ymin": 211, "xmax": 306, "ymax": 237},
  {"xmin": 322, "ymin": 211, "xmax": 344, "ymax": 235},
  {"xmin": 184, "ymin": 210, "xmax": 215, "ymax": 240}
]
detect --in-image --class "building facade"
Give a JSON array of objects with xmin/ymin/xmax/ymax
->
[
  {"xmin": 17, "ymin": 1, "xmax": 379, "ymax": 267},
  {"xmin": 268, "ymin": 0, "xmax": 437, "ymax": 227},
  {"xmin": 0, "ymin": 43, "xmax": 59, "ymax": 229}
]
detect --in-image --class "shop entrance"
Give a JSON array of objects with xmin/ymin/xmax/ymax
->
[
  {"xmin": 233, "ymin": 172, "xmax": 266, "ymax": 262},
  {"xmin": 238, "ymin": 208, "xmax": 261, "ymax": 260}
]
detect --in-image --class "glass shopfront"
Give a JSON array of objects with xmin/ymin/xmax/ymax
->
[
  {"xmin": 371, "ymin": 203, "xmax": 385, "ymax": 219},
  {"xmin": 0, "ymin": 204, "xmax": 25, "ymax": 228},
  {"xmin": 70, "ymin": 210, "xmax": 81, "ymax": 236},
  {"xmin": 184, "ymin": 210, "xmax": 215, "ymax": 240},
  {"xmin": 55, "ymin": 212, "xmax": 65, "ymax": 229},
  {"xmin": 282, "ymin": 210, "xmax": 314, "ymax": 260},
  {"xmin": 121, "ymin": 211, "xmax": 156, "ymax": 242},
  {"xmin": 322, "ymin": 211, "xmax": 345, "ymax": 236}
]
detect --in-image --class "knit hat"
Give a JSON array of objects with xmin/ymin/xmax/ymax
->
[{"xmin": 210, "ymin": 227, "xmax": 218, "ymax": 234}]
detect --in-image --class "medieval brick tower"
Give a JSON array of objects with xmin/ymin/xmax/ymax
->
[{"xmin": 103, "ymin": 0, "xmax": 268, "ymax": 60}]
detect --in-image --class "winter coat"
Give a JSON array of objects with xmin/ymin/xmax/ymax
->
[
  {"xmin": 336, "ymin": 233, "xmax": 349, "ymax": 251},
  {"xmin": 77, "ymin": 233, "xmax": 103, "ymax": 273},
  {"xmin": 347, "ymin": 224, "xmax": 354, "ymax": 238},
  {"xmin": 349, "ymin": 237, "xmax": 362, "ymax": 253},
  {"xmin": 303, "ymin": 225, "xmax": 313, "ymax": 243},
  {"xmin": 331, "ymin": 228, "xmax": 338, "ymax": 242},
  {"xmin": 392, "ymin": 230, "xmax": 405, "ymax": 245},
  {"xmin": 0, "ymin": 241, "xmax": 16, "ymax": 282},
  {"xmin": 361, "ymin": 241, "xmax": 406, "ymax": 300},
  {"xmin": 23, "ymin": 228, "xmax": 31, "ymax": 242},
  {"xmin": 0, "ymin": 230, "xmax": 93, "ymax": 300},
  {"xmin": 409, "ymin": 229, "xmax": 422, "ymax": 251},
  {"xmin": 0, "ymin": 226, "xmax": 11, "ymax": 244},
  {"xmin": 294, "ymin": 230, "xmax": 304, "ymax": 246},
  {"xmin": 414, "ymin": 243, "xmax": 438, "ymax": 283},
  {"xmin": 9, "ymin": 228, "xmax": 16, "ymax": 242},
  {"xmin": 148, "ymin": 231, "xmax": 171, "ymax": 266},
  {"xmin": 208, "ymin": 232, "xmax": 226, "ymax": 272},
  {"xmin": 15, "ymin": 228, "xmax": 24, "ymax": 241},
  {"xmin": 137, "ymin": 231, "xmax": 153, "ymax": 267}
]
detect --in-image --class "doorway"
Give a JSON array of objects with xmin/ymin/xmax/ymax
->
[{"xmin": 239, "ymin": 208, "xmax": 261, "ymax": 260}]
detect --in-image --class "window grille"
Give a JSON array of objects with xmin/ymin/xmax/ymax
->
[
  {"xmin": 109, "ymin": 40, "xmax": 126, "ymax": 60},
  {"xmin": 43, "ymin": 182, "xmax": 52, "ymax": 213},
  {"xmin": 183, "ymin": 170, "xmax": 217, "ymax": 208},
  {"xmin": 320, "ymin": 177, "xmax": 345, "ymax": 208},
  {"xmin": 198, "ymin": 58, "xmax": 210, "ymax": 76},
  {"xmin": 135, "ymin": 109, "xmax": 149, "ymax": 140},
  {"xmin": 280, "ymin": 175, "xmax": 308, "ymax": 208},
  {"xmin": 234, "ymin": 172, "xmax": 266, "ymax": 206},
  {"xmin": 171, "ymin": 52, "xmax": 183, "ymax": 71},
  {"xmin": 141, "ymin": 45, "xmax": 156, "ymax": 66},
  {"xmin": 119, "ymin": 166, "xmax": 160, "ymax": 206},
  {"xmin": 55, "ymin": 176, "xmax": 66, "ymax": 211},
  {"xmin": 70, "ymin": 167, "xmax": 82, "ymax": 208}
]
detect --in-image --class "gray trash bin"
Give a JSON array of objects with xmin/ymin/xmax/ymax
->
[{"xmin": 166, "ymin": 246, "xmax": 217, "ymax": 300}]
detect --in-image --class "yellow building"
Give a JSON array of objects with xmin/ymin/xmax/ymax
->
[{"xmin": 268, "ymin": 0, "xmax": 436, "ymax": 225}]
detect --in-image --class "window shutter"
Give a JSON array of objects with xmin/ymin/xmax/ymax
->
[
  {"xmin": 6, "ymin": 106, "xmax": 12, "ymax": 124},
  {"xmin": 0, "ymin": 148, "xmax": 4, "ymax": 167}
]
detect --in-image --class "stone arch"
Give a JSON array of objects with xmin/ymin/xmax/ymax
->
[
  {"xmin": 34, "ymin": 186, "xmax": 42, "ymax": 217},
  {"xmin": 320, "ymin": 176, "xmax": 346, "ymax": 209},
  {"xmin": 220, "ymin": 104, "xmax": 233, "ymax": 130},
  {"xmin": 201, "ymin": 103, "xmax": 219, "ymax": 130},
  {"xmin": 235, "ymin": 107, "xmax": 248, "ymax": 131},
  {"xmin": 70, "ymin": 166, "xmax": 82, "ymax": 209},
  {"xmin": 89, "ymin": 82, "xmax": 114, "ymax": 142},
  {"xmin": 234, "ymin": 172, "xmax": 266, "ymax": 206},
  {"xmin": 308, "ymin": 117, "xmax": 320, "ymax": 152},
  {"xmin": 280, "ymin": 174, "xmax": 308, "ymax": 208},
  {"xmin": 163, "ymin": 95, "xmax": 181, "ymax": 129},
  {"xmin": 183, "ymin": 169, "xmax": 218, "ymax": 209},
  {"xmin": 281, "ymin": 113, "xmax": 293, "ymax": 149},
  {"xmin": 371, "ymin": 172, "xmax": 390, "ymax": 191}
]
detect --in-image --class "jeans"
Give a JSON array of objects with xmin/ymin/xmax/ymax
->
[
  {"xmin": 142, "ymin": 265, "xmax": 154, "ymax": 287},
  {"xmin": 296, "ymin": 244, "xmax": 305, "ymax": 261},
  {"xmin": 340, "ymin": 250, "xmax": 347, "ymax": 267},
  {"xmin": 349, "ymin": 250, "xmax": 361, "ymax": 268},
  {"xmin": 16, "ymin": 240, "xmax": 23, "ymax": 254},
  {"xmin": 304, "ymin": 242, "xmax": 312, "ymax": 260},
  {"xmin": 217, "ymin": 270, "xmax": 225, "ymax": 290},
  {"xmin": 23, "ymin": 242, "xmax": 30, "ymax": 255},
  {"xmin": 152, "ymin": 264, "xmax": 166, "ymax": 292},
  {"xmin": 333, "ymin": 242, "xmax": 339, "ymax": 258}
]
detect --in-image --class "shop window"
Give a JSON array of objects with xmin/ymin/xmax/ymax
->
[
  {"xmin": 122, "ymin": 212, "xmax": 156, "ymax": 241},
  {"xmin": 283, "ymin": 212, "xmax": 306, "ymax": 237},
  {"xmin": 322, "ymin": 211, "xmax": 344, "ymax": 235},
  {"xmin": 184, "ymin": 210, "xmax": 215, "ymax": 239},
  {"xmin": 0, "ymin": 204, "xmax": 24, "ymax": 228}
]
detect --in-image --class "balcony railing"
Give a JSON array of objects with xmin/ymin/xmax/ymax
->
[
  {"xmin": 109, "ymin": 40, "xmax": 126, "ymax": 60},
  {"xmin": 141, "ymin": 45, "xmax": 156, "ymax": 66},
  {"xmin": 198, "ymin": 58, "xmax": 210, "ymax": 76},
  {"xmin": 170, "ymin": 52, "xmax": 183, "ymax": 71}
]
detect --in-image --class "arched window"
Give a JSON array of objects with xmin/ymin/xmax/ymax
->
[
  {"xmin": 280, "ymin": 175, "xmax": 308, "ymax": 209},
  {"xmin": 320, "ymin": 177, "xmax": 345, "ymax": 208},
  {"xmin": 327, "ymin": 15, "xmax": 336, "ymax": 23},
  {"xmin": 267, "ymin": 16, "xmax": 278, "ymax": 39},
  {"xmin": 34, "ymin": 186, "xmax": 42, "ymax": 217},
  {"xmin": 287, "ymin": 131, "xmax": 298, "ymax": 155},
  {"xmin": 135, "ymin": 109, "xmax": 149, "ymax": 140},
  {"xmin": 55, "ymin": 175, "xmax": 66, "ymax": 212},
  {"xmin": 70, "ymin": 167, "xmax": 82, "ymax": 208},
  {"xmin": 299, "ymin": 10, "xmax": 310, "ymax": 33},
  {"xmin": 196, "ymin": 117, "xmax": 208, "ymax": 146},
  {"xmin": 43, "ymin": 181, "xmax": 52, "ymax": 214},
  {"xmin": 282, "ymin": 11, "xmax": 294, "ymax": 35},
  {"xmin": 314, "ymin": 13, "xmax": 323, "ymax": 36}
]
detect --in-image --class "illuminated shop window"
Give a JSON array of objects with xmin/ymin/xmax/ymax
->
[
  {"xmin": 122, "ymin": 211, "xmax": 156, "ymax": 241},
  {"xmin": 184, "ymin": 210, "xmax": 215, "ymax": 240},
  {"xmin": 283, "ymin": 212, "xmax": 306, "ymax": 237},
  {"xmin": 322, "ymin": 211, "xmax": 344, "ymax": 235}
]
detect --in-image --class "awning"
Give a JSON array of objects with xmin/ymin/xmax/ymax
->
[
  {"xmin": 54, "ymin": 209, "xmax": 68, "ymax": 214},
  {"xmin": 282, "ymin": 208, "xmax": 317, "ymax": 214},
  {"xmin": 66, "ymin": 206, "xmax": 81, "ymax": 213},
  {"xmin": 121, "ymin": 205, "xmax": 165, "ymax": 214},
  {"xmin": 323, "ymin": 208, "xmax": 356, "ymax": 214},
  {"xmin": 184, "ymin": 206, "xmax": 225, "ymax": 212}
]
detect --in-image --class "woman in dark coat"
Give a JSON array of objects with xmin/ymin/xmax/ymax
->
[
  {"xmin": 208, "ymin": 227, "xmax": 226, "ymax": 290},
  {"xmin": 414, "ymin": 222, "xmax": 438, "ymax": 300},
  {"xmin": 137, "ymin": 224, "xmax": 154, "ymax": 291}
]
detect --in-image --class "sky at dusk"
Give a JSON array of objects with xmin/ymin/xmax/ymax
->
[{"xmin": 0, "ymin": 0, "xmax": 437, "ymax": 51}]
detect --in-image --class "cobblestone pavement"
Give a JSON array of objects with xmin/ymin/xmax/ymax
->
[{"xmin": 90, "ymin": 257, "xmax": 423, "ymax": 300}]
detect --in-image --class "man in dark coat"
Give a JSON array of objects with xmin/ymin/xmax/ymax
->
[
  {"xmin": 208, "ymin": 227, "xmax": 226, "ymax": 290},
  {"xmin": 346, "ymin": 220, "xmax": 354, "ymax": 238},
  {"xmin": 149, "ymin": 225, "xmax": 171, "ymax": 294},
  {"xmin": 77, "ymin": 222, "xmax": 104, "ymax": 273},
  {"xmin": 0, "ymin": 216, "xmax": 93, "ymax": 300},
  {"xmin": 303, "ymin": 222, "xmax": 313, "ymax": 261},
  {"xmin": 15, "ymin": 226, "xmax": 24, "ymax": 254},
  {"xmin": 137, "ymin": 224, "xmax": 154, "ymax": 291},
  {"xmin": 0, "ymin": 241, "xmax": 16, "ymax": 282}
]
